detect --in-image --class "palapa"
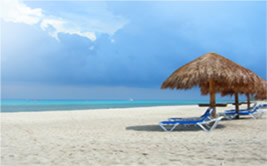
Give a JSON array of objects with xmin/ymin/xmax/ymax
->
[
  {"xmin": 255, "ymin": 80, "xmax": 267, "ymax": 100},
  {"xmin": 218, "ymin": 79, "xmax": 267, "ymax": 110},
  {"xmin": 220, "ymin": 89, "xmax": 252, "ymax": 110},
  {"xmin": 161, "ymin": 52, "xmax": 263, "ymax": 117}
]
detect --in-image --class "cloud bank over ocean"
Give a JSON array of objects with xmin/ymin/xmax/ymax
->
[{"xmin": 1, "ymin": 1, "xmax": 266, "ymax": 99}]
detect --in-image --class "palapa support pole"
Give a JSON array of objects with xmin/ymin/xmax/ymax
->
[
  {"xmin": 209, "ymin": 79, "xmax": 216, "ymax": 118},
  {"xmin": 235, "ymin": 92, "xmax": 239, "ymax": 119},
  {"xmin": 246, "ymin": 93, "xmax": 250, "ymax": 109}
]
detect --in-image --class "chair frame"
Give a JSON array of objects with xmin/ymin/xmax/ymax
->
[
  {"xmin": 224, "ymin": 105, "xmax": 265, "ymax": 120},
  {"xmin": 158, "ymin": 109, "xmax": 223, "ymax": 132}
]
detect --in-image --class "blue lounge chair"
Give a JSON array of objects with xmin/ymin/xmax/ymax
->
[
  {"xmin": 168, "ymin": 108, "xmax": 210, "ymax": 121},
  {"xmin": 224, "ymin": 105, "xmax": 265, "ymax": 120},
  {"xmin": 258, "ymin": 104, "xmax": 267, "ymax": 108},
  {"xmin": 224, "ymin": 103, "xmax": 257, "ymax": 114},
  {"xmin": 158, "ymin": 108, "xmax": 223, "ymax": 132}
]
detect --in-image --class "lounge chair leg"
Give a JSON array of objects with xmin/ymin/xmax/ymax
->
[
  {"xmin": 209, "ymin": 117, "xmax": 223, "ymax": 131},
  {"xmin": 197, "ymin": 123, "xmax": 209, "ymax": 132},
  {"xmin": 259, "ymin": 111, "xmax": 265, "ymax": 118},
  {"xmin": 256, "ymin": 110, "xmax": 265, "ymax": 119},
  {"xmin": 170, "ymin": 124, "xmax": 179, "ymax": 131},
  {"xmin": 198, "ymin": 117, "xmax": 223, "ymax": 132},
  {"xmin": 159, "ymin": 123, "xmax": 168, "ymax": 132},
  {"xmin": 159, "ymin": 123, "xmax": 180, "ymax": 132},
  {"xmin": 250, "ymin": 113, "xmax": 258, "ymax": 119}
]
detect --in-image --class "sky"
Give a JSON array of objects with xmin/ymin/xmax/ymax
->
[{"xmin": 1, "ymin": 0, "xmax": 266, "ymax": 100}]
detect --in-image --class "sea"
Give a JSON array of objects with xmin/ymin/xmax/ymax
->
[{"xmin": 0, "ymin": 99, "xmax": 235, "ymax": 113}]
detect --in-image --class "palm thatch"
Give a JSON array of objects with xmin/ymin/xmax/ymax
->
[
  {"xmin": 218, "ymin": 79, "xmax": 266, "ymax": 105},
  {"xmin": 161, "ymin": 52, "xmax": 263, "ymax": 117},
  {"xmin": 254, "ymin": 80, "xmax": 267, "ymax": 100},
  {"xmin": 162, "ymin": 52, "xmax": 262, "ymax": 93},
  {"xmin": 204, "ymin": 78, "xmax": 266, "ymax": 97}
]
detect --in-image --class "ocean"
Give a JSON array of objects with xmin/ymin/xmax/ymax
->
[{"xmin": 1, "ymin": 100, "xmax": 234, "ymax": 113}]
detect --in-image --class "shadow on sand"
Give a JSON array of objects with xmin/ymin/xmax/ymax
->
[
  {"xmin": 221, "ymin": 117, "xmax": 252, "ymax": 121},
  {"xmin": 126, "ymin": 124, "xmax": 225, "ymax": 132}
]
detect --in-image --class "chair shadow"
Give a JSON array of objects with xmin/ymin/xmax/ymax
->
[
  {"xmin": 221, "ymin": 117, "xmax": 252, "ymax": 121},
  {"xmin": 126, "ymin": 124, "xmax": 225, "ymax": 132}
]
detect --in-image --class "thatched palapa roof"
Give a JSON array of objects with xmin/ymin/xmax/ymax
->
[
  {"xmin": 254, "ymin": 81, "xmax": 267, "ymax": 100},
  {"xmin": 161, "ymin": 52, "xmax": 262, "ymax": 95},
  {"xmin": 218, "ymin": 79, "xmax": 267, "ymax": 98}
]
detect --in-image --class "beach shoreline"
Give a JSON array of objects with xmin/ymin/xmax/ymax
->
[
  {"xmin": 0, "ymin": 99, "xmax": 238, "ymax": 113},
  {"xmin": 1, "ymin": 102, "xmax": 267, "ymax": 166}
]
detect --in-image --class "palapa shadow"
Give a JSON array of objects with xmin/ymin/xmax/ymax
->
[{"xmin": 126, "ymin": 124, "xmax": 225, "ymax": 132}]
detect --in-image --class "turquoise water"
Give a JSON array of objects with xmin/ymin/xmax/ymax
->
[{"xmin": 1, "ymin": 100, "xmax": 234, "ymax": 113}]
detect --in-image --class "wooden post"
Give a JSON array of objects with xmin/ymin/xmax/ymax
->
[
  {"xmin": 235, "ymin": 92, "xmax": 239, "ymax": 119},
  {"xmin": 209, "ymin": 79, "xmax": 216, "ymax": 118},
  {"xmin": 246, "ymin": 93, "xmax": 250, "ymax": 109}
]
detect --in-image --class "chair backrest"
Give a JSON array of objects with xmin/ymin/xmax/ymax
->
[
  {"xmin": 242, "ymin": 103, "xmax": 257, "ymax": 111},
  {"xmin": 250, "ymin": 105, "xmax": 260, "ymax": 113},
  {"xmin": 200, "ymin": 109, "xmax": 210, "ymax": 118},
  {"xmin": 240, "ymin": 103, "xmax": 257, "ymax": 112},
  {"xmin": 199, "ymin": 108, "xmax": 215, "ymax": 122},
  {"xmin": 208, "ymin": 108, "xmax": 215, "ymax": 116},
  {"xmin": 250, "ymin": 103, "xmax": 257, "ymax": 110}
]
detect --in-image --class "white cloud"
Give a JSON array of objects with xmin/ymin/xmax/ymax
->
[
  {"xmin": 0, "ymin": 0, "xmax": 127, "ymax": 41},
  {"xmin": 0, "ymin": 0, "xmax": 43, "ymax": 25},
  {"xmin": 40, "ymin": 18, "xmax": 96, "ymax": 41}
]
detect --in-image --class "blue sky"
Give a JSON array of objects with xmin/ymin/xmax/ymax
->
[{"xmin": 1, "ymin": 0, "xmax": 266, "ymax": 100}]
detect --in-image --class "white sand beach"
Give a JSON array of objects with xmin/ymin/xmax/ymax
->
[{"xmin": 1, "ymin": 102, "xmax": 267, "ymax": 166}]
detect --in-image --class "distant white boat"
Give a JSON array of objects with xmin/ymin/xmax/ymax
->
[{"xmin": 129, "ymin": 98, "xmax": 134, "ymax": 101}]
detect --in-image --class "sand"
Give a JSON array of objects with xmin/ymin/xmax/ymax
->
[{"xmin": 1, "ymin": 102, "xmax": 267, "ymax": 166}]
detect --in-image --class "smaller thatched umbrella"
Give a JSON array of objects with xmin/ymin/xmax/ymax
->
[
  {"xmin": 200, "ymin": 78, "xmax": 266, "ymax": 119},
  {"xmin": 161, "ymin": 52, "xmax": 263, "ymax": 117},
  {"xmin": 255, "ymin": 80, "xmax": 267, "ymax": 100},
  {"xmin": 220, "ymin": 89, "xmax": 252, "ymax": 118}
]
